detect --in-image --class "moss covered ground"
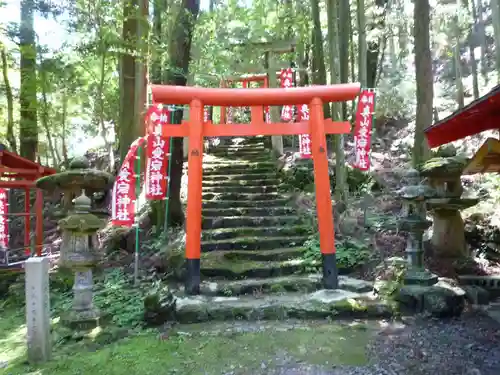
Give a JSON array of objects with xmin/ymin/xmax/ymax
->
[{"xmin": 0, "ymin": 308, "xmax": 375, "ymax": 375}]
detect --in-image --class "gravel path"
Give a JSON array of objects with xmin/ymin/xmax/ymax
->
[{"xmin": 257, "ymin": 312, "xmax": 500, "ymax": 375}]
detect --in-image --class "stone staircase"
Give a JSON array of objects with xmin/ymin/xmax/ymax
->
[
  {"xmin": 176, "ymin": 136, "xmax": 391, "ymax": 323},
  {"xmin": 200, "ymin": 136, "xmax": 309, "ymax": 280}
]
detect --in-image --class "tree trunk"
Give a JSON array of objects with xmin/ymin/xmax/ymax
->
[
  {"xmin": 0, "ymin": 44, "xmax": 16, "ymax": 153},
  {"xmin": 310, "ymin": 0, "xmax": 330, "ymax": 118},
  {"xmin": 61, "ymin": 92, "xmax": 69, "ymax": 168},
  {"xmin": 366, "ymin": 0, "xmax": 388, "ymax": 89},
  {"xmin": 463, "ymin": 0, "xmax": 479, "ymax": 99},
  {"xmin": 453, "ymin": 37, "xmax": 465, "ymax": 108},
  {"xmin": 97, "ymin": 52, "xmax": 115, "ymax": 172},
  {"xmin": 19, "ymin": 0, "xmax": 37, "ymax": 161},
  {"xmin": 491, "ymin": 0, "xmax": 500, "ymax": 81},
  {"xmin": 357, "ymin": 0, "xmax": 367, "ymax": 87},
  {"xmin": 326, "ymin": 0, "xmax": 347, "ymax": 206},
  {"xmin": 338, "ymin": 0, "xmax": 350, "ymax": 119},
  {"xmin": 412, "ymin": 0, "xmax": 433, "ymax": 166},
  {"xmin": 39, "ymin": 66, "xmax": 58, "ymax": 166},
  {"xmin": 475, "ymin": 0, "xmax": 488, "ymax": 82},
  {"xmin": 118, "ymin": 0, "xmax": 138, "ymax": 162},
  {"xmin": 164, "ymin": 0, "xmax": 200, "ymax": 227}
]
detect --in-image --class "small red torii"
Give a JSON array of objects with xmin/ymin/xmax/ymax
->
[{"xmin": 0, "ymin": 144, "xmax": 56, "ymax": 270}]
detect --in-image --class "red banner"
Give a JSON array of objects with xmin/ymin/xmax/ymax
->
[
  {"xmin": 111, "ymin": 138, "xmax": 146, "ymax": 227},
  {"xmin": 0, "ymin": 189, "xmax": 8, "ymax": 259},
  {"xmin": 297, "ymin": 104, "xmax": 312, "ymax": 159},
  {"xmin": 280, "ymin": 68, "xmax": 294, "ymax": 121},
  {"xmin": 145, "ymin": 105, "xmax": 171, "ymax": 200},
  {"xmin": 265, "ymin": 106, "xmax": 271, "ymax": 124},
  {"xmin": 227, "ymin": 106, "xmax": 233, "ymax": 124},
  {"xmin": 353, "ymin": 90, "xmax": 376, "ymax": 171}
]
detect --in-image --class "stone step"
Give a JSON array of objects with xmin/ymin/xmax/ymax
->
[
  {"xmin": 203, "ymin": 154, "xmax": 271, "ymax": 163},
  {"xmin": 202, "ymin": 178, "xmax": 281, "ymax": 187},
  {"xmin": 202, "ymin": 198, "xmax": 291, "ymax": 209},
  {"xmin": 209, "ymin": 148, "xmax": 268, "ymax": 157},
  {"xmin": 228, "ymin": 136, "xmax": 266, "ymax": 145},
  {"xmin": 203, "ymin": 173, "xmax": 278, "ymax": 182},
  {"xmin": 202, "ymin": 184, "xmax": 285, "ymax": 194},
  {"xmin": 175, "ymin": 290, "xmax": 394, "ymax": 323},
  {"xmin": 202, "ymin": 225, "xmax": 310, "ymax": 241},
  {"xmin": 201, "ymin": 235, "xmax": 308, "ymax": 252},
  {"xmin": 202, "ymin": 162, "xmax": 276, "ymax": 175},
  {"xmin": 200, "ymin": 256, "xmax": 311, "ymax": 279},
  {"xmin": 202, "ymin": 192, "xmax": 287, "ymax": 201},
  {"xmin": 202, "ymin": 206, "xmax": 297, "ymax": 217},
  {"xmin": 202, "ymin": 215, "xmax": 303, "ymax": 229},
  {"xmin": 195, "ymin": 274, "xmax": 374, "ymax": 297},
  {"xmin": 220, "ymin": 247, "xmax": 306, "ymax": 261},
  {"xmin": 215, "ymin": 142, "xmax": 265, "ymax": 150}
]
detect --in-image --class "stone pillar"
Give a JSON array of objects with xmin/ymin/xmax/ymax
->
[{"xmin": 25, "ymin": 257, "xmax": 51, "ymax": 363}]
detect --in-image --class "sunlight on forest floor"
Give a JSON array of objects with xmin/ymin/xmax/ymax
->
[{"xmin": 0, "ymin": 311, "xmax": 375, "ymax": 375}]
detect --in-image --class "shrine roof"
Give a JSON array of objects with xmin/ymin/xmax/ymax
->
[
  {"xmin": 424, "ymin": 84, "xmax": 500, "ymax": 148},
  {"xmin": 463, "ymin": 137, "xmax": 500, "ymax": 175},
  {"xmin": 0, "ymin": 144, "xmax": 56, "ymax": 183}
]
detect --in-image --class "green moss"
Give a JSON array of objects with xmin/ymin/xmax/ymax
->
[
  {"xmin": 222, "ymin": 248, "xmax": 305, "ymax": 261},
  {"xmin": 6, "ymin": 322, "xmax": 373, "ymax": 374},
  {"xmin": 419, "ymin": 156, "xmax": 468, "ymax": 177},
  {"xmin": 36, "ymin": 169, "xmax": 114, "ymax": 191},
  {"xmin": 58, "ymin": 213, "xmax": 105, "ymax": 233}
]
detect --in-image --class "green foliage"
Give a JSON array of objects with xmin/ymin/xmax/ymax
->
[
  {"xmin": 302, "ymin": 234, "xmax": 371, "ymax": 272},
  {"xmin": 281, "ymin": 162, "xmax": 379, "ymax": 194},
  {"xmin": 50, "ymin": 269, "xmax": 148, "ymax": 328},
  {"xmin": 376, "ymin": 74, "xmax": 415, "ymax": 120}
]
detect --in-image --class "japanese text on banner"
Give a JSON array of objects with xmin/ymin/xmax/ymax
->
[
  {"xmin": 145, "ymin": 105, "xmax": 171, "ymax": 200},
  {"xmin": 353, "ymin": 90, "xmax": 376, "ymax": 171},
  {"xmin": 111, "ymin": 138, "xmax": 146, "ymax": 227},
  {"xmin": 280, "ymin": 68, "xmax": 295, "ymax": 122},
  {"xmin": 297, "ymin": 104, "xmax": 312, "ymax": 159}
]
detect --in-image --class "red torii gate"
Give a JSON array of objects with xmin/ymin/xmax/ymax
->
[
  {"xmin": 0, "ymin": 145, "xmax": 56, "ymax": 270},
  {"xmin": 151, "ymin": 84, "xmax": 360, "ymax": 294}
]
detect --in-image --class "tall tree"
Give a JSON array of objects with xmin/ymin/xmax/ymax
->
[
  {"xmin": 474, "ymin": 0, "xmax": 488, "ymax": 82},
  {"xmin": 327, "ymin": 0, "xmax": 347, "ymax": 205},
  {"xmin": 452, "ymin": 6, "xmax": 465, "ymax": 108},
  {"xmin": 19, "ymin": 0, "xmax": 38, "ymax": 161},
  {"xmin": 412, "ymin": 0, "xmax": 433, "ymax": 166},
  {"xmin": 366, "ymin": 0, "xmax": 389, "ymax": 89},
  {"xmin": 164, "ymin": 0, "xmax": 200, "ymax": 227},
  {"xmin": 118, "ymin": 0, "xmax": 139, "ymax": 162},
  {"xmin": 357, "ymin": 0, "xmax": 367, "ymax": 87},
  {"xmin": 338, "ymin": 0, "xmax": 350, "ymax": 119},
  {"xmin": 310, "ymin": 0, "xmax": 330, "ymax": 118},
  {"xmin": 1, "ymin": 43, "xmax": 16, "ymax": 153},
  {"xmin": 461, "ymin": 0, "xmax": 479, "ymax": 99},
  {"xmin": 492, "ymin": 0, "xmax": 500, "ymax": 81}
]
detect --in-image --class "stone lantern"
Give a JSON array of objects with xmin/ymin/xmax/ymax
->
[
  {"xmin": 36, "ymin": 157, "xmax": 114, "ymax": 329},
  {"xmin": 420, "ymin": 150, "xmax": 479, "ymax": 258},
  {"xmin": 397, "ymin": 169, "xmax": 438, "ymax": 286}
]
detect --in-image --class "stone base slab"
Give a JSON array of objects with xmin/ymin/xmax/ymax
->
[{"xmin": 175, "ymin": 289, "xmax": 395, "ymax": 323}]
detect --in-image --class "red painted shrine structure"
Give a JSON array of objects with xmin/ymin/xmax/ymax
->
[
  {"xmin": 0, "ymin": 144, "xmax": 56, "ymax": 270},
  {"xmin": 150, "ymin": 83, "xmax": 361, "ymax": 294},
  {"xmin": 425, "ymin": 84, "xmax": 500, "ymax": 174}
]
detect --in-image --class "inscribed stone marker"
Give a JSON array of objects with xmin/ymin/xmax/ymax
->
[{"xmin": 25, "ymin": 257, "xmax": 51, "ymax": 363}]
